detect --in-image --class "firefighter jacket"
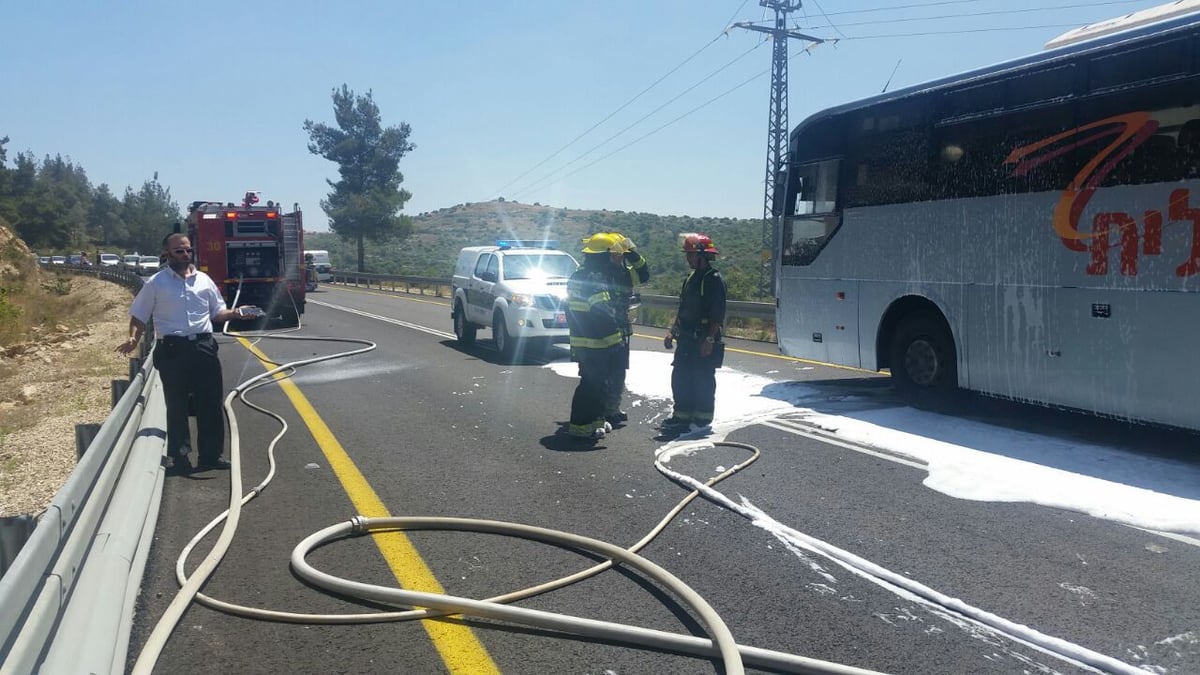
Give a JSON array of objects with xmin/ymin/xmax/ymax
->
[
  {"xmin": 675, "ymin": 266, "xmax": 727, "ymax": 340},
  {"xmin": 567, "ymin": 256, "xmax": 624, "ymax": 351},
  {"xmin": 609, "ymin": 251, "xmax": 650, "ymax": 336}
]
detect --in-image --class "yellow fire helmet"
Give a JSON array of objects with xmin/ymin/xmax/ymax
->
[{"xmin": 581, "ymin": 232, "xmax": 621, "ymax": 254}]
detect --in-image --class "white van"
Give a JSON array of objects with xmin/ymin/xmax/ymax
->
[{"xmin": 304, "ymin": 250, "xmax": 333, "ymax": 282}]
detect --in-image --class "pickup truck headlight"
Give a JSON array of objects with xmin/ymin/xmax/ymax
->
[{"xmin": 508, "ymin": 293, "xmax": 532, "ymax": 307}]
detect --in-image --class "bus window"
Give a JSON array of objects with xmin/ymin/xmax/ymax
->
[
  {"xmin": 940, "ymin": 81, "xmax": 1004, "ymax": 123},
  {"xmin": 1005, "ymin": 64, "xmax": 1077, "ymax": 110},
  {"xmin": 1088, "ymin": 37, "xmax": 1190, "ymax": 93},
  {"xmin": 846, "ymin": 128, "xmax": 932, "ymax": 207},
  {"xmin": 793, "ymin": 159, "xmax": 839, "ymax": 214},
  {"xmin": 783, "ymin": 159, "xmax": 840, "ymax": 266}
]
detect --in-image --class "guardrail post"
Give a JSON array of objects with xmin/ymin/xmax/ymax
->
[
  {"xmin": 75, "ymin": 423, "xmax": 101, "ymax": 460},
  {"xmin": 0, "ymin": 515, "xmax": 36, "ymax": 577},
  {"xmin": 111, "ymin": 379, "xmax": 129, "ymax": 408}
]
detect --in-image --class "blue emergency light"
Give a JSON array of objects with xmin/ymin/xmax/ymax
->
[{"xmin": 496, "ymin": 239, "xmax": 558, "ymax": 250}]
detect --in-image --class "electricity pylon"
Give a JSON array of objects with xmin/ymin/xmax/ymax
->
[{"xmin": 734, "ymin": 1, "xmax": 822, "ymax": 298}]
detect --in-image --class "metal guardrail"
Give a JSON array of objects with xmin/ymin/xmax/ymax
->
[
  {"xmin": 330, "ymin": 273, "xmax": 777, "ymax": 332},
  {"xmin": 0, "ymin": 359, "xmax": 164, "ymax": 674},
  {"xmin": 333, "ymin": 271, "xmax": 453, "ymax": 297},
  {"xmin": 0, "ymin": 267, "xmax": 164, "ymax": 674}
]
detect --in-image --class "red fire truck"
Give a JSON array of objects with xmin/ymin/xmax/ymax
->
[{"xmin": 181, "ymin": 192, "xmax": 306, "ymax": 326}]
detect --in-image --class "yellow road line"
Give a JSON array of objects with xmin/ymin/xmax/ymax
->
[
  {"xmin": 238, "ymin": 339, "xmax": 500, "ymax": 675},
  {"xmin": 628, "ymin": 331, "xmax": 879, "ymax": 374}
]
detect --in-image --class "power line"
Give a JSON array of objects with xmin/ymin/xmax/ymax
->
[
  {"xmin": 518, "ymin": 44, "xmax": 822, "ymax": 203},
  {"xmin": 508, "ymin": 41, "xmax": 767, "ymax": 200},
  {"xmin": 794, "ymin": 0, "xmax": 1147, "ymax": 29},
  {"xmin": 491, "ymin": 1, "xmax": 754, "ymax": 199},
  {"xmin": 724, "ymin": 0, "xmax": 1147, "ymax": 26},
  {"xmin": 822, "ymin": 0, "xmax": 988, "ymax": 17},
  {"xmin": 490, "ymin": 37, "xmax": 723, "ymax": 198},
  {"xmin": 834, "ymin": 22, "xmax": 1095, "ymax": 40},
  {"xmin": 806, "ymin": 0, "xmax": 849, "ymax": 40}
]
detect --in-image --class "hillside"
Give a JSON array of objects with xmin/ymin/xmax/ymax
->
[{"xmin": 304, "ymin": 200, "xmax": 771, "ymax": 300}]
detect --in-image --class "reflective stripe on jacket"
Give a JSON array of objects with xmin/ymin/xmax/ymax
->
[
  {"xmin": 676, "ymin": 266, "xmax": 727, "ymax": 334},
  {"xmin": 566, "ymin": 263, "xmax": 623, "ymax": 351}
]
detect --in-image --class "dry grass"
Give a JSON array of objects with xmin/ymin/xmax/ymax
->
[{"xmin": 0, "ymin": 272, "xmax": 132, "ymax": 517}]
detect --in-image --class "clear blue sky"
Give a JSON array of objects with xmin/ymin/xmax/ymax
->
[{"xmin": 0, "ymin": 0, "xmax": 1172, "ymax": 231}]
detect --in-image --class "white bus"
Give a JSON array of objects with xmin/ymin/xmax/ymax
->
[{"xmin": 776, "ymin": 7, "xmax": 1200, "ymax": 430}]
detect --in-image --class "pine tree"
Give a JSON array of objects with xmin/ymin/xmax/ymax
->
[{"xmin": 303, "ymin": 85, "xmax": 415, "ymax": 272}]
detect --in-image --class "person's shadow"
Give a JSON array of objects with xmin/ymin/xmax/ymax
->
[{"xmin": 539, "ymin": 422, "xmax": 607, "ymax": 452}]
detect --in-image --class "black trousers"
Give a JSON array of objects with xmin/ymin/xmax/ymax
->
[
  {"xmin": 603, "ymin": 337, "xmax": 630, "ymax": 415},
  {"xmin": 670, "ymin": 335, "xmax": 724, "ymax": 425},
  {"xmin": 570, "ymin": 347, "xmax": 620, "ymax": 430},
  {"xmin": 154, "ymin": 334, "xmax": 224, "ymax": 462}
]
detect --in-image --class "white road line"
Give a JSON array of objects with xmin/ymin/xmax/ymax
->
[
  {"xmin": 761, "ymin": 418, "xmax": 929, "ymax": 470},
  {"xmin": 308, "ymin": 299, "xmax": 456, "ymax": 340},
  {"xmin": 762, "ymin": 417, "xmax": 1200, "ymax": 549}
]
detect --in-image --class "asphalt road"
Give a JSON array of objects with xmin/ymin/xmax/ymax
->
[{"xmin": 127, "ymin": 283, "xmax": 1200, "ymax": 674}]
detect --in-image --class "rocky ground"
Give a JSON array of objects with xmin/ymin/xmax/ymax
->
[{"xmin": 0, "ymin": 276, "xmax": 132, "ymax": 517}]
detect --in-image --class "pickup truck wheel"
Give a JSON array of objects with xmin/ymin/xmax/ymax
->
[
  {"xmin": 493, "ymin": 310, "xmax": 517, "ymax": 363},
  {"xmin": 454, "ymin": 302, "xmax": 477, "ymax": 345}
]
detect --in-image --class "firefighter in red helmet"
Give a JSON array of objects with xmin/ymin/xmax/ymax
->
[{"xmin": 662, "ymin": 233, "xmax": 726, "ymax": 431}]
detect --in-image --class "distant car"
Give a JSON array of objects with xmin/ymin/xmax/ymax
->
[
  {"xmin": 98, "ymin": 253, "xmax": 120, "ymax": 267},
  {"xmin": 38, "ymin": 256, "xmax": 50, "ymax": 264},
  {"xmin": 137, "ymin": 256, "xmax": 160, "ymax": 275},
  {"xmin": 121, "ymin": 254, "xmax": 141, "ymax": 271},
  {"xmin": 51, "ymin": 256, "xmax": 66, "ymax": 265},
  {"xmin": 304, "ymin": 249, "xmax": 333, "ymax": 282},
  {"xmin": 67, "ymin": 254, "xmax": 84, "ymax": 266}
]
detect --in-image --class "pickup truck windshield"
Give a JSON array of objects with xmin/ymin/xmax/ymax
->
[{"xmin": 502, "ymin": 253, "xmax": 577, "ymax": 280}]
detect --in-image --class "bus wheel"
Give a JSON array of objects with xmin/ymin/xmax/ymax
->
[
  {"xmin": 889, "ymin": 312, "xmax": 957, "ymax": 397},
  {"xmin": 453, "ymin": 302, "xmax": 477, "ymax": 345}
]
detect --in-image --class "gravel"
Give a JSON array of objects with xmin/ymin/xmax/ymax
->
[{"xmin": 0, "ymin": 276, "xmax": 132, "ymax": 517}]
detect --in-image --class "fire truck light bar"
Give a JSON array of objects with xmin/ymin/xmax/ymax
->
[
  {"xmin": 266, "ymin": 212, "xmax": 277, "ymax": 218},
  {"xmin": 225, "ymin": 211, "xmax": 238, "ymax": 219},
  {"xmin": 202, "ymin": 213, "xmax": 218, "ymax": 220}
]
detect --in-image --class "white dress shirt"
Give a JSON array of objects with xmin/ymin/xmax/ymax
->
[{"xmin": 129, "ymin": 265, "xmax": 228, "ymax": 339}]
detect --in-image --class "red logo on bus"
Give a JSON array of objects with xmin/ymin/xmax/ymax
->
[{"xmin": 1005, "ymin": 112, "xmax": 1199, "ymax": 277}]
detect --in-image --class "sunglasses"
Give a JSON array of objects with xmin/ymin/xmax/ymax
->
[{"xmin": 172, "ymin": 248, "xmax": 194, "ymax": 254}]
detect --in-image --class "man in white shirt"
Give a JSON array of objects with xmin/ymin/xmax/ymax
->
[{"xmin": 116, "ymin": 233, "xmax": 258, "ymax": 473}]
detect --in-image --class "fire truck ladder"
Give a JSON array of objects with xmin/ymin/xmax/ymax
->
[{"xmin": 281, "ymin": 213, "xmax": 302, "ymax": 283}]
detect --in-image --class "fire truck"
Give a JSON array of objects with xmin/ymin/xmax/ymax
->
[{"xmin": 181, "ymin": 192, "xmax": 306, "ymax": 326}]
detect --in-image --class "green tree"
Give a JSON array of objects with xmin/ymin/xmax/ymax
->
[
  {"xmin": 89, "ymin": 183, "xmax": 127, "ymax": 247},
  {"xmin": 303, "ymin": 85, "xmax": 415, "ymax": 272},
  {"xmin": 0, "ymin": 136, "xmax": 14, "ymax": 226},
  {"xmin": 121, "ymin": 174, "xmax": 181, "ymax": 254}
]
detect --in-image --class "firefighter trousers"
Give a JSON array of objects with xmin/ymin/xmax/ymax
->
[
  {"xmin": 670, "ymin": 335, "xmax": 724, "ymax": 426},
  {"xmin": 570, "ymin": 347, "xmax": 620, "ymax": 433},
  {"xmin": 603, "ymin": 337, "xmax": 631, "ymax": 416}
]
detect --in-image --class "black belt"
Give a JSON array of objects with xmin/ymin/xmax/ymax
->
[{"xmin": 159, "ymin": 333, "xmax": 212, "ymax": 344}]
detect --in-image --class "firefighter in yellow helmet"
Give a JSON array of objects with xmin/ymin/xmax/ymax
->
[
  {"xmin": 565, "ymin": 233, "xmax": 626, "ymax": 441},
  {"xmin": 603, "ymin": 233, "xmax": 650, "ymax": 425},
  {"xmin": 662, "ymin": 233, "xmax": 726, "ymax": 431}
]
